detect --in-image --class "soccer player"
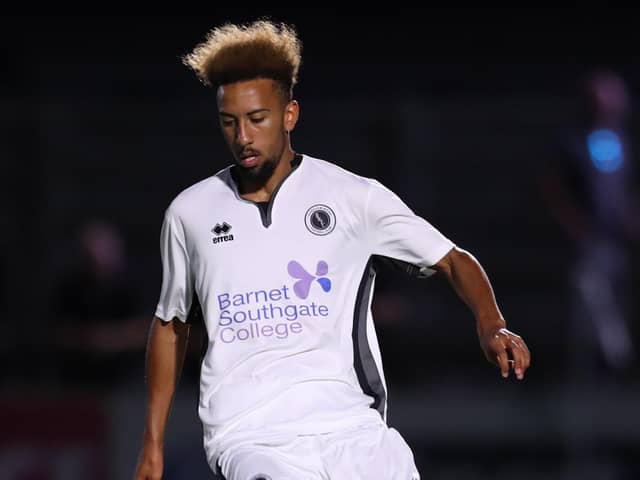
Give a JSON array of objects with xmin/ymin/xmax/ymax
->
[{"xmin": 134, "ymin": 20, "xmax": 531, "ymax": 480}]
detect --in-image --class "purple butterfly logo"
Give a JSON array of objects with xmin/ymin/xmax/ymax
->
[{"xmin": 287, "ymin": 260, "xmax": 332, "ymax": 299}]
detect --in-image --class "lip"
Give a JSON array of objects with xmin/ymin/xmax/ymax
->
[{"xmin": 239, "ymin": 154, "xmax": 259, "ymax": 167}]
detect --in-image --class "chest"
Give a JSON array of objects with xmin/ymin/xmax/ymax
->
[{"xmin": 184, "ymin": 190, "xmax": 365, "ymax": 284}]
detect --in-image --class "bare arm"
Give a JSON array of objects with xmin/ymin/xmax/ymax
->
[
  {"xmin": 135, "ymin": 316, "xmax": 190, "ymax": 480},
  {"xmin": 537, "ymin": 170, "xmax": 589, "ymax": 243},
  {"xmin": 432, "ymin": 247, "xmax": 531, "ymax": 380}
]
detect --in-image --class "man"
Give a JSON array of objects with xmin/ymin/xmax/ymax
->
[
  {"xmin": 135, "ymin": 20, "xmax": 530, "ymax": 480},
  {"xmin": 539, "ymin": 69, "xmax": 638, "ymax": 478},
  {"xmin": 540, "ymin": 69, "xmax": 637, "ymax": 372}
]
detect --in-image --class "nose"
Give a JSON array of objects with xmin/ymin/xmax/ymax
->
[{"xmin": 235, "ymin": 119, "xmax": 252, "ymax": 145}]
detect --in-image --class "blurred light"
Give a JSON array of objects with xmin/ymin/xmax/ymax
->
[{"xmin": 587, "ymin": 128, "xmax": 624, "ymax": 172}]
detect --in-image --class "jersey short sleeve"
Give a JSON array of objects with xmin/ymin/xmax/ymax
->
[
  {"xmin": 154, "ymin": 207, "xmax": 194, "ymax": 323},
  {"xmin": 365, "ymin": 179, "xmax": 455, "ymax": 277}
]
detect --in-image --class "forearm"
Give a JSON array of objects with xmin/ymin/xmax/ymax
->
[
  {"xmin": 142, "ymin": 316, "xmax": 190, "ymax": 448},
  {"xmin": 539, "ymin": 173, "xmax": 589, "ymax": 242},
  {"xmin": 434, "ymin": 247, "xmax": 530, "ymax": 378},
  {"xmin": 435, "ymin": 247, "xmax": 505, "ymax": 336}
]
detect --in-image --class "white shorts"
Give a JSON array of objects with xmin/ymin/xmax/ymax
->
[{"xmin": 213, "ymin": 422, "xmax": 420, "ymax": 480}]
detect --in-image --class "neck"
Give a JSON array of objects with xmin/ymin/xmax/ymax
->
[
  {"xmin": 237, "ymin": 147, "xmax": 296, "ymax": 202},
  {"xmin": 593, "ymin": 117, "xmax": 624, "ymax": 131}
]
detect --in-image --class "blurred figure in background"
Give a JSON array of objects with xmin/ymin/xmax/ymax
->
[
  {"xmin": 0, "ymin": 255, "xmax": 6, "ymax": 379},
  {"xmin": 51, "ymin": 219, "xmax": 149, "ymax": 389},
  {"xmin": 0, "ymin": 255, "xmax": 5, "ymax": 318},
  {"xmin": 540, "ymin": 68, "xmax": 640, "ymax": 478},
  {"xmin": 541, "ymin": 68, "xmax": 639, "ymax": 374}
]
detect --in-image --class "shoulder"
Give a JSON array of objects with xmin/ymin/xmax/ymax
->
[
  {"xmin": 302, "ymin": 154, "xmax": 374, "ymax": 192},
  {"xmin": 302, "ymin": 155, "xmax": 397, "ymax": 204},
  {"xmin": 164, "ymin": 166, "xmax": 232, "ymax": 220}
]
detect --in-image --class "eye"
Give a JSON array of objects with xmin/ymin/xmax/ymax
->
[
  {"xmin": 221, "ymin": 119, "xmax": 234, "ymax": 127},
  {"xmin": 250, "ymin": 117, "xmax": 265, "ymax": 124}
]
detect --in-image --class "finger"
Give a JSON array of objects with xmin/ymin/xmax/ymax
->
[
  {"xmin": 511, "ymin": 338, "xmax": 531, "ymax": 376},
  {"xmin": 509, "ymin": 339, "xmax": 525, "ymax": 380},
  {"xmin": 522, "ymin": 340, "xmax": 531, "ymax": 372},
  {"xmin": 496, "ymin": 349, "xmax": 509, "ymax": 378}
]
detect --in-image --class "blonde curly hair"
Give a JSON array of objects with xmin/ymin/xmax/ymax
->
[{"xmin": 183, "ymin": 19, "xmax": 302, "ymax": 100}]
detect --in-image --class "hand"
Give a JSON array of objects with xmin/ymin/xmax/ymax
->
[
  {"xmin": 134, "ymin": 444, "xmax": 163, "ymax": 480},
  {"xmin": 480, "ymin": 327, "xmax": 531, "ymax": 380}
]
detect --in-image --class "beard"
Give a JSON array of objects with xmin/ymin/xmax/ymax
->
[{"xmin": 236, "ymin": 154, "xmax": 278, "ymax": 182}]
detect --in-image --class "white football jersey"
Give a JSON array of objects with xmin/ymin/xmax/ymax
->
[{"xmin": 155, "ymin": 154, "xmax": 455, "ymax": 464}]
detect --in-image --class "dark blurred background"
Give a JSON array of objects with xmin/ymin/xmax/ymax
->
[{"xmin": 2, "ymin": 10, "xmax": 640, "ymax": 480}]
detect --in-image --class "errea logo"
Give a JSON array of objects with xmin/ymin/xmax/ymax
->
[{"xmin": 211, "ymin": 222, "xmax": 234, "ymax": 245}]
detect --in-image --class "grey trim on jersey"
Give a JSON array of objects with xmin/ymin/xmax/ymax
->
[
  {"xmin": 374, "ymin": 255, "xmax": 426, "ymax": 278},
  {"xmin": 352, "ymin": 257, "xmax": 387, "ymax": 417},
  {"xmin": 229, "ymin": 154, "xmax": 303, "ymax": 228},
  {"xmin": 186, "ymin": 291, "xmax": 210, "ymax": 370},
  {"xmin": 214, "ymin": 459, "xmax": 227, "ymax": 479}
]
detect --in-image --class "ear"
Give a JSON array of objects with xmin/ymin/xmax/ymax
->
[{"xmin": 284, "ymin": 100, "xmax": 300, "ymax": 133}]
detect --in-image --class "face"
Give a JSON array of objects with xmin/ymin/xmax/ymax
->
[
  {"xmin": 217, "ymin": 78, "xmax": 298, "ymax": 180},
  {"xmin": 592, "ymin": 77, "xmax": 630, "ymax": 123}
]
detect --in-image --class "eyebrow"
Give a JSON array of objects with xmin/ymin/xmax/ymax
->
[{"xmin": 219, "ymin": 108, "xmax": 270, "ymax": 118}]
